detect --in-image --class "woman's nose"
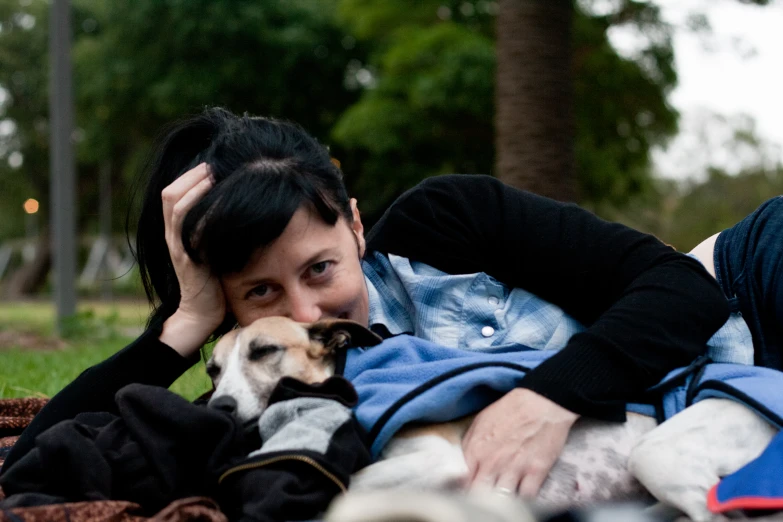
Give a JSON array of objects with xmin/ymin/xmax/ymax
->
[{"xmin": 287, "ymin": 291, "xmax": 322, "ymax": 323}]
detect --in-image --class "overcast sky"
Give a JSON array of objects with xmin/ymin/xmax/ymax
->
[{"xmin": 609, "ymin": 0, "xmax": 783, "ymax": 180}]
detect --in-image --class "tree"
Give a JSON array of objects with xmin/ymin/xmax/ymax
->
[
  {"xmin": 495, "ymin": 0, "xmax": 772, "ymax": 201},
  {"xmin": 0, "ymin": 0, "xmax": 365, "ymax": 237},
  {"xmin": 0, "ymin": 0, "xmax": 51, "ymax": 240},
  {"xmin": 601, "ymin": 113, "xmax": 783, "ymax": 251},
  {"xmin": 0, "ymin": 0, "xmax": 775, "ymax": 259},
  {"xmin": 495, "ymin": 0, "xmax": 575, "ymax": 201},
  {"xmin": 0, "ymin": 0, "xmax": 57, "ymax": 296},
  {"xmin": 0, "ymin": 0, "xmax": 364, "ymax": 293},
  {"xmin": 604, "ymin": 165, "xmax": 783, "ymax": 252},
  {"xmin": 73, "ymin": 0, "xmax": 365, "ymax": 227},
  {"xmin": 331, "ymin": 20, "xmax": 495, "ymax": 215},
  {"xmin": 333, "ymin": 0, "xmax": 680, "ymax": 212}
]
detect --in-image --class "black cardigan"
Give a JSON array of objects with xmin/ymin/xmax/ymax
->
[
  {"xmin": 365, "ymin": 175, "xmax": 728, "ymax": 417},
  {"xmin": 2, "ymin": 174, "xmax": 729, "ymax": 473}
]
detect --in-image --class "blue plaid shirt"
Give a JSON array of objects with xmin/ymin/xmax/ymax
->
[{"xmin": 361, "ymin": 252, "xmax": 754, "ymax": 365}]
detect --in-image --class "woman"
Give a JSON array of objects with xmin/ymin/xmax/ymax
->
[{"xmin": 1, "ymin": 108, "xmax": 729, "ymax": 497}]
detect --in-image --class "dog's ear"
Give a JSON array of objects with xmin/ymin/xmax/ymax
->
[{"xmin": 307, "ymin": 319, "xmax": 382, "ymax": 352}]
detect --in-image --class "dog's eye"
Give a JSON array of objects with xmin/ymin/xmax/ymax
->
[
  {"xmin": 205, "ymin": 363, "xmax": 221, "ymax": 380},
  {"xmin": 248, "ymin": 342, "xmax": 282, "ymax": 361}
]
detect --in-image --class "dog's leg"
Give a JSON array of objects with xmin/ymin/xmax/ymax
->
[
  {"xmin": 350, "ymin": 434, "xmax": 469, "ymax": 492},
  {"xmin": 536, "ymin": 412, "xmax": 658, "ymax": 512},
  {"xmin": 628, "ymin": 398, "xmax": 778, "ymax": 521}
]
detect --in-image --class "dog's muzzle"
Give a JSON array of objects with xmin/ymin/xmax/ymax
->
[
  {"xmin": 208, "ymin": 395, "xmax": 238, "ymax": 415},
  {"xmin": 207, "ymin": 395, "xmax": 261, "ymax": 442}
]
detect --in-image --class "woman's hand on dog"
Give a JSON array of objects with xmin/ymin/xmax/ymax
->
[
  {"xmin": 159, "ymin": 163, "xmax": 226, "ymax": 357},
  {"xmin": 462, "ymin": 388, "xmax": 579, "ymax": 497}
]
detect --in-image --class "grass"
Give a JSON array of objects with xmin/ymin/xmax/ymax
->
[
  {"xmin": 0, "ymin": 300, "xmax": 150, "ymax": 337},
  {"xmin": 0, "ymin": 300, "xmax": 212, "ymax": 401}
]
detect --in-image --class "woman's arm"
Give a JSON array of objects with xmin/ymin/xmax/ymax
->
[{"xmin": 366, "ymin": 174, "xmax": 730, "ymax": 419}]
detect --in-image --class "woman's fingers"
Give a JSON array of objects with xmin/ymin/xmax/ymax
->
[
  {"xmin": 161, "ymin": 163, "xmax": 211, "ymax": 206},
  {"xmin": 462, "ymin": 388, "xmax": 578, "ymax": 498},
  {"xmin": 161, "ymin": 163, "xmax": 211, "ymax": 226},
  {"xmin": 518, "ymin": 470, "xmax": 547, "ymax": 498},
  {"xmin": 161, "ymin": 163, "xmax": 213, "ymax": 257},
  {"xmin": 169, "ymin": 176, "xmax": 214, "ymax": 247}
]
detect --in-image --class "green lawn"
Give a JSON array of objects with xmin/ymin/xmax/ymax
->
[{"xmin": 0, "ymin": 300, "xmax": 212, "ymax": 401}]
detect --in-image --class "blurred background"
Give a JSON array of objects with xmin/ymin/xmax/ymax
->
[{"xmin": 0, "ymin": 0, "xmax": 781, "ymax": 398}]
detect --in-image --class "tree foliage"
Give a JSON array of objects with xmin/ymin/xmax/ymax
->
[
  {"xmin": 333, "ymin": 0, "xmax": 680, "ymax": 210},
  {"xmin": 0, "ymin": 0, "xmax": 364, "ymax": 239},
  {"xmin": 603, "ymin": 165, "xmax": 783, "ymax": 252},
  {"xmin": 332, "ymin": 20, "xmax": 495, "ymax": 213},
  {"xmin": 0, "ymin": 0, "xmax": 51, "ymax": 239},
  {"xmin": 0, "ymin": 0, "xmax": 776, "ymax": 245}
]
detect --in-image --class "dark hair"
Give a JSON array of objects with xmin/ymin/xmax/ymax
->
[{"xmin": 132, "ymin": 107, "xmax": 351, "ymax": 333}]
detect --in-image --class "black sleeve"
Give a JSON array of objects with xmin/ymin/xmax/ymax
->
[
  {"xmin": 366, "ymin": 174, "xmax": 730, "ymax": 420},
  {"xmin": 0, "ymin": 322, "xmax": 197, "ymax": 474}
]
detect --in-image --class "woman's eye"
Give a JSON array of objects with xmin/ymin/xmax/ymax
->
[
  {"xmin": 310, "ymin": 261, "xmax": 332, "ymax": 275},
  {"xmin": 248, "ymin": 284, "xmax": 269, "ymax": 298}
]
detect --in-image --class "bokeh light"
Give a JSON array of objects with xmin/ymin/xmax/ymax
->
[{"xmin": 23, "ymin": 198, "xmax": 39, "ymax": 214}]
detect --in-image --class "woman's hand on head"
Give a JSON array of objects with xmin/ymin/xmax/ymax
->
[
  {"xmin": 159, "ymin": 163, "xmax": 226, "ymax": 357},
  {"xmin": 462, "ymin": 388, "xmax": 578, "ymax": 498}
]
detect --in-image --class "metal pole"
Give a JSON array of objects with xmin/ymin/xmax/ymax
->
[
  {"xmin": 49, "ymin": 0, "xmax": 77, "ymax": 333},
  {"xmin": 23, "ymin": 212, "xmax": 38, "ymax": 263},
  {"xmin": 99, "ymin": 161, "xmax": 112, "ymax": 301}
]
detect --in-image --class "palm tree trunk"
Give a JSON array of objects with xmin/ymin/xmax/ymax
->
[{"xmin": 495, "ymin": 0, "xmax": 576, "ymax": 202}]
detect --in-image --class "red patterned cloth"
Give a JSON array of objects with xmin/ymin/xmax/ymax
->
[
  {"xmin": 0, "ymin": 435, "xmax": 19, "ymax": 467},
  {"xmin": 0, "ymin": 436, "xmax": 18, "ymax": 500},
  {"xmin": 0, "ymin": 398, "xmax": 48, "ymax": 437},
  {"xmin": 0, "ymin": 497, "xmax": 226, "ymax": 522},
  {"xmin": 0, "ymin": 397, "xmax": 48, "ymax": 501}
]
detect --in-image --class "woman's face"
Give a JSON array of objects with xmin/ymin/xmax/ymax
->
[{"xmin": 221, "ymin": 199, "xmax": 369, "ymax": 327}]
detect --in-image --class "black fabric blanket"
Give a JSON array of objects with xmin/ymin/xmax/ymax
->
[{"xmin": 0, "ymin": 378, "xmax": 370, "ymax": 522}]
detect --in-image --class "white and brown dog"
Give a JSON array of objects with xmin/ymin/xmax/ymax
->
[{"xmin": 206, "ymin": 317, "xmax": 778, "ymax": 521}]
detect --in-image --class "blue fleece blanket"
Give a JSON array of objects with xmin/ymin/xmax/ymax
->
[
  {"xmin": 708, "ymin": 430, "xmax": 783, "ymax": 514},
  {"xmin": 691, "ymin": 364, "xmax": 783, "ymax": 515},
  {"xmin": 343, "ymin": 336, "xmax": 556, "ymax": 457},
  {"xmin": 343, "ymin": 334, "xmax": 689, "ymax": 457},
  {"xmin": 665, "ymin": 363, "xmax": 783, "ymax": 430}
]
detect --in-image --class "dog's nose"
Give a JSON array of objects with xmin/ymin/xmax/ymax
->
[{"xmin": 208, "ymin": 395, "xmax": 238, "ymax": 415}]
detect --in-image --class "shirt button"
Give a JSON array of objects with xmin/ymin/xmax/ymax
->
[
  {"xmin": 481, "ymin": 326, "xmax": 495, "ymax": 337},
  {"xmin": 488, "ymin": 296, "xmax": 499, "ymax": 306}
]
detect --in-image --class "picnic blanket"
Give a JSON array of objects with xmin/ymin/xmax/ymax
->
[
  {"xmin": 0, "ymin": 397, "xmax": 48, "ymax": 440},
  {"xmin": 0, "ymin": 497, "xmax": 227, "ymax": 522},
  {"xmin": 0, "ymin": 397, "xmax": 48, "ymax": 498}
]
